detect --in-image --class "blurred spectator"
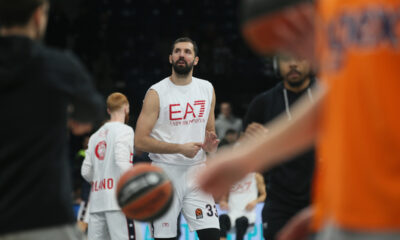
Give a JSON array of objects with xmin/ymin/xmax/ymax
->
[
  {"xmin": 218, "ymin": 129, "xmax": 239, "ymax": 148},
  {"xmin": 0, "ymin": 0, "xmax": 104, "ymax": 239},
  {"xmin": 242, "ymin": 54, "xmax": 315, "ymax": 240},
  {"xmin": 219, "ymin": 173, "xmax": 266, "ymax": 240},
  {"xmin": 215, "ymin": 102, "xmax": 242, "ymax": 138}
]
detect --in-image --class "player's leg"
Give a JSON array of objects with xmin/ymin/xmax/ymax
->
[
  {"xmin": 218, "ymin": 214, "xmax": 231, "ymax": 240},
  {"xmin": 133, "ymin": 221, "xmax": 143, "ymax": 240},
  {"xmin": 150, "ymin": 163, "xmax": 185, "ymax": 239},
  {"xmin": 235, "ymin": 216, "xmax": 249, "ymax": 240},
  {"xmin": 151, "ymin": 202, "xmax": 180, "ymax": 239},
  {"xmin": 176, "ymin": 213, "xmax": 182, "ymax": 239},
  {"xmin": 150, "ymin": 183, "xmax": 181, "ymax": 239},
  {"xmin": 106, "ymin": 211, "xmax": 137, "ymax": 240},
  {"xmin": 196, "ymin": 228, "xmax": 220, "ymax": 240},
  {"xmin": 88, "ymin": 212, "xmax": 110, "ymax": 240},
  {"xmin": 182, "ymin": 184, "xmax": 220, "ymax": 238},
  {"xmin": 182, "ymin": 164, "xmax": 220, "ymax": 240}
]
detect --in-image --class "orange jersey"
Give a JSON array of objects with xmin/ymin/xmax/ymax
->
[{"xmin": 314, "ymin": 0, "xmax": 400, "ymax": 230}]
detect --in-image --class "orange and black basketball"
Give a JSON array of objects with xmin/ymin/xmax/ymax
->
[{"xmin": 116, "ymin": 163, "xmax": 173, "ymax": 222}]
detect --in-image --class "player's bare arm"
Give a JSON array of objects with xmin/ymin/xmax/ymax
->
[
  {"xmin": 198, "ymin": 85, "xmax": 325, "ymax": 198},
  {"xmin": 135, "ymin": 89, "xmax": 202, "ymax": 158},
  {"xmin": 202, "ymin": 89, "xmax": 219, "ymax": 153},
  {"xmin": 246, "ymin": 173, "xmax": 267, "ymax": 211}
]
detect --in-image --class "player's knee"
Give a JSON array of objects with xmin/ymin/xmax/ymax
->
[
  {"xmin": 219, "ymin": 214, "xmax": 231, "ymax": 237},
  {"xmin": 219, "ymin": 214, "xmax": 231, "ymax": 228},
  {"xmin": 235, "ymin": 216, "xmax": 249, "ymax": 229},
  {"xmin": 196, "ymin": 228, "xmax": 220, "ymax": 240}
]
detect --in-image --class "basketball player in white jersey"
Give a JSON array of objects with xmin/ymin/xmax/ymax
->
[
  {"xmin": 218, "ymin": 173, "xmax": 266, "ymax": 240},
  {"xmin": 81, "ymin": 92, "xmax": 141, "ymax": 240},
  {"xmin": 135, "ymin": 37, "xmax": 220, "ymax": 240}
]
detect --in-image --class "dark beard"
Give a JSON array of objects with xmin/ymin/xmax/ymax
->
[
  {"xmin": 172, "ymin": 59, "xmax": 194, "ymax": 75},
  {"xmin": 285, "ymin": 70, "xmax": 309, "ymax": 88},
  {"xmin": 286, "ymin": 77, "xmax": 307, "ymax": 88}
]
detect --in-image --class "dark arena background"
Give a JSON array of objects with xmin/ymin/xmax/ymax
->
[{"xmin": 46, "ymin": 0, "xmax": 279, "ymax": 120}]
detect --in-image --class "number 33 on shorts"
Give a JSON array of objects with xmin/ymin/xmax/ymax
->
[
  {"xmin": 195, "ymin": 204, "xmax": 218, "ymax": 220},
  {"xmin": 206, "ymin": 204, "xmax": 218, "ymax": 217}
]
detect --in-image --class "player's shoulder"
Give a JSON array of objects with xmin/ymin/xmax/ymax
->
[
  {"xmin": 192, "ymin": 77, "xmax": 214, "ymax": 90},
  {"xmin": 254, "ymin": 172, "xmax": 264, "ymax": 181},
  {"xmin": 193, "ymin": 76, "xmax": 213, "ymax": 85},
  {"xmin": 150, "ymin": 77, "xmax": 170, "ymax": 90},
  {"xmin": 107, "ymin": 121, "xmax": 132, "ymax": 130},
  {"xmin": 114, "ymin": 122, "xmax": 134, "ymax": 136},
  {"xmin": 87, "ymin": 124, "xmax": 104, "ymax": 144}
]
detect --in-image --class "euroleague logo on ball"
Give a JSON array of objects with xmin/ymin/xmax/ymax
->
[{"xmin": 95, "ymin": 141, "xmax": 107, "ymax": 160}]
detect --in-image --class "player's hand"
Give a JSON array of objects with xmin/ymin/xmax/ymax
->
[
  {"xmin": 244, "ymin": 123, "xmax": 268, "ymax": 140},
  {"xmin": 270, "ymin": 3, "xmax": 316, "ymax": 67},
  {"xmin": 276, "ymin": 206, "xmax": 313, "ymax": 240},
  {"xmin": 202, "ymin": 131, "xmax": 220, "ymax": 153},
  {"xmin": 77, "ymin": 221, "xmax": 88, "ymax": 233},
  {"xmin": 180, "ymin": 142, "xmax": 203, "ymax": 158},
  {"xmin": 245, "ymin": 200, "xmax": 257, "ymax": 211},
  {"xmin": 219, "ymin": 201, "xmax": 230, "ymax": 211},
  {"xmin": 197, "ymin": 149, "xmax": 251, "ymax": 199},
  {"xmin": 68, "ymin": 119, "xmax": 93, "ymax": 135}
]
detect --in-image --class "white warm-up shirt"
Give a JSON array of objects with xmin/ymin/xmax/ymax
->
[
  {"xmin": 81, "ymin": 122, "xmax": 134, "ymax": 213},
  {"xmin": 149, "ymin": 77, "xmax": 213, "ymax": 165},
  {"xmin": 228, "ymin": 173, "xmax": 258, "ymax": 225}
]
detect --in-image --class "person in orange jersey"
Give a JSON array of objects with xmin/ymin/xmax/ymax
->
[{"xmin": 198, "ymin": 0, "xmax": 400, "ymax": 239}]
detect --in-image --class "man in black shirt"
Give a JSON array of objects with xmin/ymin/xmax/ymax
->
[
  {"xmin": 0, "ymin": 0, "xmax": 104, "ymax": 239},
  {"xmin": 242, "ymin": 55, "xmax": 315, "ymax": 240}
]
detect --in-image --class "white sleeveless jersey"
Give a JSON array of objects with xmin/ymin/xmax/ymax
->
[
  {"xmin": 149, "ymin": 77, "xmax": 213, "ymax": 165},
  {"xmin": 228, "ymin": 173, "xmax": 258, "ymax": 224},
  {"xmin": 82, "ymin": 122, "xmax": 134, "ymax": 213}
]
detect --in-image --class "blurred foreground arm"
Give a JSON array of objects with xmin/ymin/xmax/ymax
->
[
  {"xmin": 198, "ymin": 85, "xmax": 325, "ymax": 197},
  {"xmin": 57, "ymin": 52, "xmax": 105, "ymax": 135}
]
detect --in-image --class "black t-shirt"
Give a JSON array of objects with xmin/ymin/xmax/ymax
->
[
  {"xmin": 243, "ymin": 81, "xmax": 315, "ymax": 215},
  {"xmin": 0, "ymin": 36, "xmax": 104, "ymax": 234}
]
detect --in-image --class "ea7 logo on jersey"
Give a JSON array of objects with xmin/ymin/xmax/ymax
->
[
  {"xmin": 95, "ymin": 141, "xmax": 107, "ymax": 160},
  {"xmin": 169, "ymin": 100, "xmax": 206, "ymax": 121},
  {"xmin": 231, "ymin": 180, "xmax": 252, "ymax": 193}
]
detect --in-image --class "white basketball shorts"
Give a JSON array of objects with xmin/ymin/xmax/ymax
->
[{"xmin": 150, "ymin": 162, "xmax": 220, "ymax": 238}]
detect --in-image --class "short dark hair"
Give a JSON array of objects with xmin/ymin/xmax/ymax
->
[
  {"xmin": 225, "ymin": 129, "xmax": 238, "ymax": 136},
  {"xmin": 171, "ymin": 37, "xmax": 199, "ymax": 56},
  {"xmin": 0, "ymin": 0, "xmax": 47, "ymax": 28}
]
